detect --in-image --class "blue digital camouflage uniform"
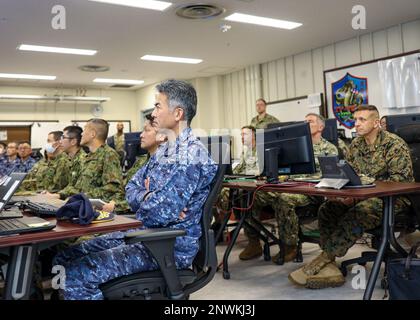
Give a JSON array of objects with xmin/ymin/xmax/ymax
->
[
  {"xmin": 0, "ymin": 157, "xmax": 21, "ymax": 176},
  {"xmin": 17, "ymin": 157, "xmax": 37, "ymax": 173},
  {"xmin": 53, "ymin": 127, "xmax": 218, "ymax": 300}
]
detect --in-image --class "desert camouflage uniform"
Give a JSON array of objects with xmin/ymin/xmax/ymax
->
[
  {"xmin": 53, "ymin": 127, "xmax": 217, "ymax": 300},
  {"xmin": 318, "ymin": 130, "xmax": 414, "ymax": 258}
]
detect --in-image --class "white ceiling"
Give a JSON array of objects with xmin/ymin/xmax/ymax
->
[{"xmin": 0, "ymin": 0, "xmax": 420, "ymax": 90}]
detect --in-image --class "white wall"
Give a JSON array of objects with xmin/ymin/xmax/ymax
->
[
  {"xmin": 0, "ymin": 86, "xmax": 139, "ymax": 133},
  {"xmin": 261, "ymin": 20, "xmax": 420, "ymax": 104}
]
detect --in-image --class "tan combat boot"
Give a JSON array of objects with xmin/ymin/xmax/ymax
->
[
  {"xmin": 239, "ymin": 238, "xmax": 263, "ymax": 260},
  {"xmin": 305, "ymin": 262, "xmax": 345, "ymax": 289},
  {"xmin": 288, "ymin": 251, "xmax": 334, "ymax": 286},
  {"xmin": 271, "ymin": 245, "xmax": 297, "ymax": 264}
]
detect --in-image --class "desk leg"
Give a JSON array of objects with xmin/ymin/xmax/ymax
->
[
  {"xmin": 222, "ymin": 192, "xmax": 252, "ymax": 280},
  {"xmin": 3, "ymin": 244, "xmax": 38, "ymax": 300},
  {"xmin": 363, "ymin": 196, "xmax": 393, "ymax": 300}
]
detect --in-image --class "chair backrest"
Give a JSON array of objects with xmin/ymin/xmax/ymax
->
[
  {"xmin": 193, "ymin": 142, "xmax": 229, "ymax": 270},
  {"xmin": 395, "ymin": 124, "xmax": 420, "ymax": 227},
  {"xmin": 395, "ymin": 124, "xmax": 420, "ymax": 182}
]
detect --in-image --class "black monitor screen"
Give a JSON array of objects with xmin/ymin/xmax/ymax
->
[
  {"xmin": 387, "ymin": 113, "xmax": 420, "ymax": 134},
  {"xmin": 124, "ymin": 132, "xmax": 148, "ymax": 169},
  {"xmin": 322, "ymin": 118, "xmax": 338, "ymax": 146},
  {"xmin": 257, "ymin": 122, "xmax": 316, "ymax": 182}
]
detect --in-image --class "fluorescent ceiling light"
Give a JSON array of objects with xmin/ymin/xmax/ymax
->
[
  {"xmin": 0, "ymin": 94, "xmax": 45, "ymax": 100},
  {"xmin": 66, "ymin": 96, "xmax": 111, "ymax": 102},
  {"xmin": 18, "ymin": 44, "xmax": 97, "ymax": 56},
  {"xmin": 0, "ymin": 94, "xmax": 110, "ymax": 102},
  {"xmin": 0, "ymin": 73, "xmax": 56, "ymax": 80},
  {"xmin": 225, "ymin": 13, "xmax": 302, "ymax": 30},
  {"xmin": 140, "ymin": 55, "xmax": 202, "ymax": 64},
  {"xmin": 88, "ymin": 0, "xmax": 172, "ymax": 11},
  {"xmin": 93, "ymin": 78, "xmax": 144, "ymax": 85}
]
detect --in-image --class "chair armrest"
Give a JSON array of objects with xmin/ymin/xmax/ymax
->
[{"xmin": 124, "ymin": 228, "xmax": 186, "ymax": 245}]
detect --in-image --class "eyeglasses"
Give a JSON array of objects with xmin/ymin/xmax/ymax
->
[{"xmin": 60, "ymin": 135, "xmax": 73, "ymax": 140}]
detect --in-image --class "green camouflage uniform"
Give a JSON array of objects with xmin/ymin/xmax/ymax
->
[
  {"xmin": 250, "ymin": 113, "xmax": 280, "ymax": 129},
  {"xmin": 58, "ymin": 144, "xmax": 126, "ymax": 213},
  {"xmin": 58, "ymin": 148, "xmax": 87, "ymax": 199},
  {"xmin": 41, "ymin": 152, "xmax": 71, "ymax": 193},
  {"xmin": 318, "ymin": 130, "xmax": 414, "ymax": 258},
  {"xmin": 124, "ymin": 154, "xmax": 149, "ymax": 186},
  {"xmin": 17, "ymin": 158, "xmax": 49, "ymax": 193},
  {"xmin": 337, "ymin": 138, "xmax": 350, "ymax": 160}
]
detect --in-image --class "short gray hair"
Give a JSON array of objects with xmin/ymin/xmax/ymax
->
[
  {"xmin": 305, "ymin": 113, "xmax": 325, "ymax": 126},
  {"xmin": 156, "ymin": 79, "xmax": 197, "ymax": 126}
]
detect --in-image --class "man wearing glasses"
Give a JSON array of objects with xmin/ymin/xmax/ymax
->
[
  {"xmin": 55, "ymin": 126, "xmax": 87, "ymax": 199},
  {"xmin": 0, "ymin": 142, "xmax": 21, "ymax": 176}
]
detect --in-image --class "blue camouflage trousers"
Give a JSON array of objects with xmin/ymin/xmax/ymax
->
[{"xmin": 53, "ymin": 230, "xmax": 158, "ymax": 300}]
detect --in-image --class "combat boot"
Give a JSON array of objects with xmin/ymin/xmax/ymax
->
[
  {"xmin": 271, "ymin": 245, "xmax": 297, "ymax": 264},
  {"xmin": 305, "ymin": 262, "xmax": 345, "ymax": 289},
  {"xmin": 288, "ymin": 251, "xmax": 334, "ymax": 286},
  {"xmin": 239, "ymin": 238, "xmax": 262, "ymax": 260}
]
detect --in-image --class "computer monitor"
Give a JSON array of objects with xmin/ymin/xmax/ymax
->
[
  {"xmin": 257, "ymin": 122, "xmax": 316, "ymax": 183},
  {"xmin": 322, "ymin": 118, "xmax": 339, "ymax": 146},
  {"xmin": 386, "ymin": 113, "xmax": 420, "ymax": 134},
  {"xmin": 198, "ymin": 135, "xmax": 233, "ymax": 174},
  {"xmin": 266, "ymin": 121, "xmax": 302, "ymax": 129},
  {"xmin": 124, "ymin": 132, "xmax": 148, "ymax": 169}
]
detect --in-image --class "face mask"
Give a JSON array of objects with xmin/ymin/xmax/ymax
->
[{"xmin": 45, "ymin": 143, "xmax": 57, "ymax": 154}]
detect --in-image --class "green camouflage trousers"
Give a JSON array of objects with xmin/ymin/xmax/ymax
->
[
  {"xmin": 216, "ymin": 188, "xmax": 321, "ymax": 245},
  {"xmin": 318, "ymin": 197, "xmax": 410, "ymax": 258},
  {"xmin": 272, "ymin": 193, "xmax": 321, "ymax": 246}
]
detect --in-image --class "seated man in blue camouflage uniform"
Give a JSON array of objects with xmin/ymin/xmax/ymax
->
[
  {"xmin": 0, "ymin": 142, "xmax": 21, "ymax": 176},
  {"xmin": 17, "ymin": 141, "xmax": 37, "ymax": 173},
  {"xmin": 52, "ymin": 79, "xmax": 218, "ymax": 300}
]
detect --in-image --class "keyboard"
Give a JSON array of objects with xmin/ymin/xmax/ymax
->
[
  {"xmin": 21, "ymin": 201, "xmax": 60, "ymax": 217},
  {"xmin": 0, "ymin": 217, "xmax": 56, "ymax": 236}
]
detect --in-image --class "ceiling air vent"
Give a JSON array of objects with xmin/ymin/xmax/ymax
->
[
  {"xmin": 110, "ymin": 84, "xmax": 134, "ymax": 88},
  {"xmin": 176, "ymin": 4, "xmax": 225, "ymax": 19},
  {"xmin": 79, "ymin": 65, "xmax": 110, "ymax": 72}
]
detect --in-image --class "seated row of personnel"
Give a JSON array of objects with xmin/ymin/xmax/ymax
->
[
  {"xmin": 0, "ymin": 141, "xmax": 38, "ymax": 176},
  {"xmin": 16, "ymin": 116, "xmax": 162, "ymax": 213},
  {"xmin": 216, "ymin": 112, "xmax": 340, "ymax": 263},
  {"xmin": 223, "ymin": 103, "xmax": 413, "ymax": 289}
]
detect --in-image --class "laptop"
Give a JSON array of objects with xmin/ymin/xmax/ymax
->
[
  {"xmin": 0, "ymin": 173, "xmax": 27, "ymax": 219},
  {"xmin": 0, "ymin": 173, "xmax": 56, "ymax": 235},
  {"xmin": 0, "ymin": 216, "xmax": 56, "ymax": 236}
]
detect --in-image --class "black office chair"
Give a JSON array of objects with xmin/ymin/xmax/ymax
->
[
  {"xmin": 100, "ymin": 143, "xmax": 229, "ymax": 300},
  {"xmin": 340, "ymin": 125, "xmax": 420, "ymax": 279}
]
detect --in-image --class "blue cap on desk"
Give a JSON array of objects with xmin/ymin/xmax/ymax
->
[{"xmin": 56, "ymin": 193, "xmax": 100, "ymax": 225}]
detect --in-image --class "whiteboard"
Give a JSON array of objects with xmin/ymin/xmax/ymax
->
[{"xmin": 266, "ymin": 94, "xmax": 323, "ymax": 123}]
